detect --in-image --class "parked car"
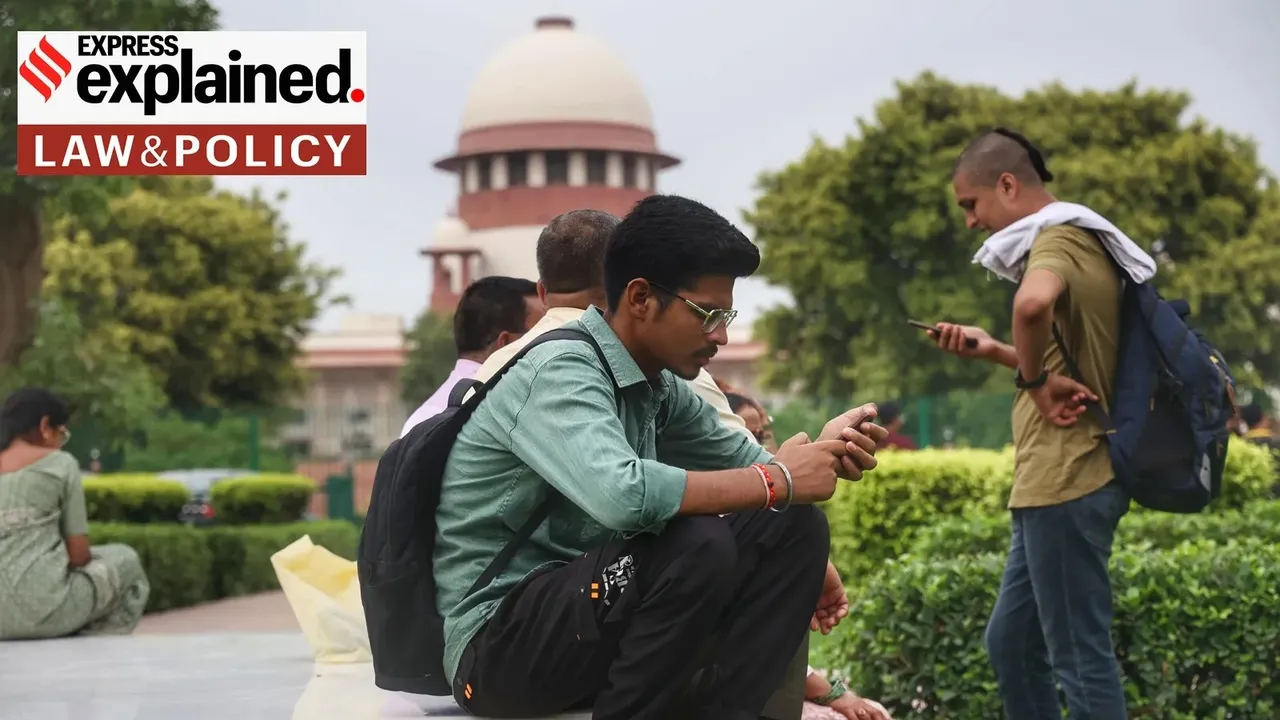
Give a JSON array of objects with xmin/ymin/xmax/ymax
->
[{"xmin": 159, "ymin": 468, "xmax": 257, "ymax": 525}]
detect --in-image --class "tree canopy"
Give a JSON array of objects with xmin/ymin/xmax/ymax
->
[
  {"xmin": 0, "ymin": 0, "xmax": 219, "ymax": 365},
  {"xmin": 41, "ymin": 177, "xmax": 341, "ymax": 410},
  {"xmin": 400, "ymin": 310, "xmax": 458, "ymax": 407},
  {"xmin": 748, "ymin": 73, "xmax": 1280, "ymax": 401}
]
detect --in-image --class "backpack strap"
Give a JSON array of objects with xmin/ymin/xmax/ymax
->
[
  {"xmin": 463, "ymin": 326, "xmax": 617, "ymax": 598},
  {"xmin": 1051, "ymin": 322, "xmax": 1115, "ymax": 437}
]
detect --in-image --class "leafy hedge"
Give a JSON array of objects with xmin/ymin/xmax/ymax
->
[
  {"xmin": 89, "ymin": 520, "xmax": 358, "ymax": 612},
  {"xmin": 84, "ymin": 471, "xmax": 317, "ymax": 524},
  {"xmin": 207, "ymin": 473, "xmax": 315, "ymax": 524},
  {"xmin": 912, "ymin": 499, "xmax": 1280, "ymax": 559},
  {"xmin": 821, "ymin": 442, "xmax": 1277, "ymax": 582},
  {"xmin": 831, "ymin": 540, "xmax": 1280, "ymax": 718},
  {"xmin": 83, "ymin": 474, "xmax": 190, "ymax": 523}
]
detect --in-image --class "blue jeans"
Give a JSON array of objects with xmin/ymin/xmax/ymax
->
[{"xmin": 985, "ymin": 482, "xmax": 1130, "ymax": 720}]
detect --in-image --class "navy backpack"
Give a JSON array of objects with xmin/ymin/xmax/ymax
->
[{"xmin": 1053, "ymin": 237, "xmax": 1238, "ymax": 513}]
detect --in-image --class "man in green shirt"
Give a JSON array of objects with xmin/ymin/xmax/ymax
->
[
  {"xmin": 435, "ymin": 195, "xmax": 886, "ymax": 719},
  {"xmin": 932, "ymin": 129, "xmax": 1130, "ymax": 719}
]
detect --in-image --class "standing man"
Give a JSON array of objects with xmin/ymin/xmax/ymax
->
[
  {"xmin": 400, "ymin": 276, "xmax": 542, "ymax": 437},
  {"xmin": 436, "ymin": 195, "xmax": 886, "ymax": 719},
  {"xmin": 931, "ymin": 128, "xmax": 1139, "ymax": 719}
]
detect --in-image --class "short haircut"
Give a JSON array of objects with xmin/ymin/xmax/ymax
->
[
  {"xmin": 725, "ymin": 392, "xmax": 752, "ymax": 414},
  {"xmin": 604, "ymin": 195, "xmax": 760, "ymax": 312},
  {"xmin": 954, "ymin": 127, "xmax": 1054, "ymax": 187},
  {"xmin": 878, "ymin": 401, "xmax": 903, "ymax": 425},
  {"xmin": 536, "ymin": 210, "xmax": 620, "ymax": 293},
  {"xmin": 0, "ymin": 387, "xmax": 70, "ymax": 450},
  {"xmin": 1239, "ymin": 403, "xmax": 1264, "ymax": 427},
  {"xmin": 453, "ymin": 276, "xmax": 538, "ymax": 355}
]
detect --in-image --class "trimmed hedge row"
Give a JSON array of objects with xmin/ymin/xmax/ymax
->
[
  {"xmin": 89, "ymin": 520, "xmax": 358, "ymax": 612},
  {"xmin": 829, "ymin": 539, "xmax": 1280, "ymax": 718},
  {"xmin": 82, "ymin": 472, "xmax": 317, "ymax": 523},
  {"xmin": 83, "ymin": 474, "xmax": 190, "ymax": 523},
  {"xmin": 821, "ymin": 441, "xmax": 1277, "ymax": 582},
  {"xmin": 912, "ymin": 499, "xmax": 1280, "ymax": 559},
  {"xmin": 208, "ymin": 474, "xmax": 315, "ymax": 524}
]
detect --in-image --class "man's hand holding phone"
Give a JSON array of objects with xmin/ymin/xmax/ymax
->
[
  {"xmin": 818, "ymin": 403, "xmax": 886, "ymax": 480},
  {"xmin": 924, "ymin": 322, "xmax": 998, "ymax": 361}
]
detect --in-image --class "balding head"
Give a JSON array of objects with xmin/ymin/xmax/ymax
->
[
  {"xmin": 951, "ymin": 128, "xmax": 1057, "ymax": 233},
  {"xmin": 535, "ymin": 209, "xmax": 620, "ymax": 294},
  {"xmin": 953, "ymin": 127, "xmax": 1054, "ymax": 188}
]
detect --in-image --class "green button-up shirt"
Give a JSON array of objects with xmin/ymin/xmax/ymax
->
[{"xmin": 434, "ymin": 307, "xmax": 772, "ymax": 682}]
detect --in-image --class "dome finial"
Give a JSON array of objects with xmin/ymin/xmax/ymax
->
[{"xmin": 536, "ymin": 16, "xmax": 573, "ymax": 30}]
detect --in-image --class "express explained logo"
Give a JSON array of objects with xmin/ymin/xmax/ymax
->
[
  {"xmin": 19, "ymin": 36, "xmax": 73, "ymax": 102},
  {"xmin": 18, "ymin": 33, "xmax": 365, "ymax": 115}
]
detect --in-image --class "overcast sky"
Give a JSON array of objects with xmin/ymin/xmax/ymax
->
[{"xmin": 211, "ymin": 0, "xmax": 1280, "ymax": 334}]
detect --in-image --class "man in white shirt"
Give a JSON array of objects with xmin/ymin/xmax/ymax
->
[
  {"xmin": 400, "ymin": 276, "xmax": 542, "ymax": 437},
  {"xmin": 475, "ymin": 210, "xmax": 750, "ymax": 437}
]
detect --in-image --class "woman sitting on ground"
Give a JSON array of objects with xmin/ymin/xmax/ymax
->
[{"xmin": 0, "ymin": 388, "xmax": 150, "ymax": 639}]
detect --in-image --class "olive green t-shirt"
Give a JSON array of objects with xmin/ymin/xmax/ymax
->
[{"xmin": 1009, "ymin": 225, "xmax": 1121, "ymax": 508}]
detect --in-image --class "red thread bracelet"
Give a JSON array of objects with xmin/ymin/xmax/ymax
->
[{"xmin": 752, "ymin": 463, "xmax": 777, "ymax": 510}]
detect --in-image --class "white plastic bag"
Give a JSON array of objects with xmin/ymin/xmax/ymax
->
[{"xmin": 271, "ymin": 534, "xmax": 372, "ymax": 665}]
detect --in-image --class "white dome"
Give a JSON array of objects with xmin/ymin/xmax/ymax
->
[
  {"xmin": 459, "ymin": 17, "xmax": 654, "ymax": 132},
  {"xmin": 432, "ymin": 215, "xmax": 470, "ymax": 247}
]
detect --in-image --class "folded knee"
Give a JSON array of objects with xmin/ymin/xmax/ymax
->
[{"xmin": 779, "ymin": 504, "xmax": 831, "ymax": 560}]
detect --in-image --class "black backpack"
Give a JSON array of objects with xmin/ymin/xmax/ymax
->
[{"xmin": 357, "ymin": 327, "xmax": 612, "ymax": 695}]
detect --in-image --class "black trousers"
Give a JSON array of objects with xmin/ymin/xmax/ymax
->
[{"xmin": 451, "ymin": 505, "xmax": 831, "ymax": 720}]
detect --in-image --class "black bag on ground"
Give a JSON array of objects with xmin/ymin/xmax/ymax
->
[{"xmin": 357, "ymin": 327, "xmax": 610, "ymax": 695}]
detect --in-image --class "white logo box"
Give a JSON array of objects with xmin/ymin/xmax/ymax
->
[{"xmin": 17, "ymin": 31, "xmax": 367, "ymax": 126}]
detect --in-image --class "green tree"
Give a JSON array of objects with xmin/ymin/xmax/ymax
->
[
  {"xmin": 748, "ymin": 73, "xmax": 1280, "ymax": 399},
  {"xmin": 42, "ymin": 177, "xmax": 341, "ymax": 409},
  {"xmin": 122, "ymin": 412, "xmax": 294, "ymax": 473},
  {"xmin": 0, "ymin": 0, "xmax": 219, "ymax": 366},
  {"xmin": 401, "ymin": 310, "xmax": 458, "ymax": 406},
  {"xmin": 0, "ymin": 299, "xmax": 166, "ymax": 457}
]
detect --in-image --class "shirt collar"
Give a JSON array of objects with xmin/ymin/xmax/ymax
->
[
  {"xmin": 578, "ymin": 306, "xmax": 654, "ymax": 390},
  {"xmin": 453, "ymin": 358, "xmax": 482, "ymax": 375}
]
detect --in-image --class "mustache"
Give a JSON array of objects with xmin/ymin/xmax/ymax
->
[{"xmin": 695, "ymin": 346, "xmax": 718, "ymax": 360}]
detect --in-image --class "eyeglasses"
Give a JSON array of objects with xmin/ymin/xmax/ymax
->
[{"xmin": 648, "ymin": 282, "xmax": 738, "ymax": 333}]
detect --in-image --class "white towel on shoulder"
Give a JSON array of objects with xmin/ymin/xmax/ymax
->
[{"xmin": 971, "ymin": 201, "xmax": 1158, "ymax": 284}]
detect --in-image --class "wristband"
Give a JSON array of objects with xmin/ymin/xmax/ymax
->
[
  {"xmin": 751, "ymin": 463, "xmax": 777, "ymax": 510},
  {"xmin": 1015, "ymin": 368, "xmax": 1049, "ymax": 390},
  {"xmin": 770, "ymin": 461, "xmax": 794, "ymax": 512}
]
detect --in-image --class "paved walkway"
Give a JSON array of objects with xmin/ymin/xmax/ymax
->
[{"xmin": 136, "ymin": 591, "xmax": 299, "ymax": 635}]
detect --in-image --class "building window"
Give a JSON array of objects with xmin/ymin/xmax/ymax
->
[
  {"xmin": 545, "ymin": 150, "xmax": 569, "ymax": 185},
  {"xmin": 586, "ymin": 151, "xmax": 607, "ymax": 185},
  {"xmin": 622, "ymin": 153, "xmax": 637, "ymax": 188},
  {"xmin": 507, "ymin": 153, "xmax": 528, "ymax": 187},
  {"xmin": 476, "ymin": 155, "xmax": 492, "ymax": 190}
]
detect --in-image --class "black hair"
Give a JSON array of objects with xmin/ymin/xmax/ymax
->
[
  {"xmin": 453, "ymin": 276, "xmax": 539, "ymax": 355},
  {"xmin": 604, "ymin": 194, "xmax": 760, "ymax": 312},
  {"xmin": 725, "ymin": 392, "xmax": 752, "ymax": 414},
  {"xmin": 878, "ymin": 401, "xmax": 903, "ymax": 425},
  {"xmin": 536, "ymin": 210, "xmax": 620, "ymax": 293},
  {"xmin": 1239, "ymin": 403, "xmax": 1264, "ymax": 427},
  {"xmin": 0, "ymin": 387, "xmax": 70, "ymax": 450},
  {"xmin": 954, "ymin": 127, "xmax": 1054, "ymax": 187}
]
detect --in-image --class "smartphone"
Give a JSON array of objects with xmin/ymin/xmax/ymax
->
[{"xmin": 908, "ymin": 319, "xmax": 978, "ymax": 349}]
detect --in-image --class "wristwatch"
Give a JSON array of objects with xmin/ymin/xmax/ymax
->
[{"xmin": 1015, "ymin": 368, "xmax": 1048, "ymax": 390}]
